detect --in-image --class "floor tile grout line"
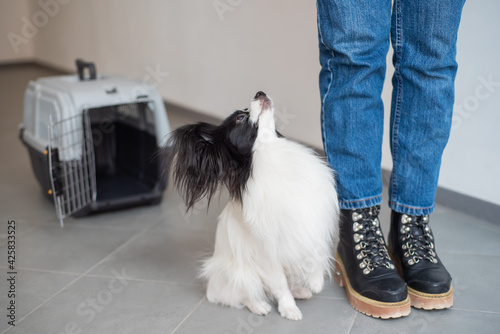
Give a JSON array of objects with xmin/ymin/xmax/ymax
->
[
  {"xmin": 63, "ymin": 212, "xmax": 174, "ymax": 231},
  {"xmin": 452, "ymin": 307, "xmax": 500, "ymax": 315},
  {"xmin": 0, "ymin": 225, "xmax": 39, "ymax": 247},
  {"xmin": 2, "ymin": 266, "xmax": 81, "ymax": 276},
  {"xmin": 55, "ymin": 218, "xmax": 164, "ymax": 232},
  {"xmin": 440, "ymin": 250, "xmax": 500, "ymax": 257},
  {"xmin": 5, "ymin": 210, "xmax": 172, "ymax": 233},
  {"xmin": 170, "ymin": 296, "xmax": 206, "ymax": 334},
  {"xmin": 0, "ymin": 223, "xmax": 154, "ymax": 334},
  {"xmin": 0, "ymin": 264, "xmax": 202, "ymax": 287},
  {"xmin": 83, "ymin": 273, "xmax": 202, "ymax": 287},
  {"xmin": 346, "ymin": 311, "xmax": 358, "ymax": 334},
  {"xmin": 314, "ymin": 295, "xmax": 346, "ymax": 301},
  {"xmin": 55, "ymin": 224, "xmax": 150, "ymax": 232}
]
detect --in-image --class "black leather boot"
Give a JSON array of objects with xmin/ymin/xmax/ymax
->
[
  {"xmin": 388, "ymin": 211, "xmax": 453, "ymax": 310},
  {"xmin": 334, "ymin": 205, "xmax": 410, "ymax": 319}
]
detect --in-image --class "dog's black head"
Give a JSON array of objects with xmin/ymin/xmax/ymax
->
[
  {"xmin": 219, "ymin": 109, "xmax": 256, "ymax": 157},
  {"xmin": 163, "ymin": 109, "xmax": 258, "ymax": 210}
]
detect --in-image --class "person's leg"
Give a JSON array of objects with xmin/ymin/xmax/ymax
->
[
  {"xmin": 318, "ymin": 0, "xmax": 390, "ymax": 209},
  {"xmin": 389, "ymin": 0, "xmax": 466, "ymax": 214},
  {"xmin": 388, "ymin": 0, "xmax": 466, "ymax": 309},
  {"xmin": 318, "ymin": 0, "xmax": 410, "ymax": 319}
]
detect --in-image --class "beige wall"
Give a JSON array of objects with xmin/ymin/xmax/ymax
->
[
  {"xmin": 0, "ymin": 0, "xmax": 35, "ymax": 62},
  {"xmin": 437, "ymin": 1, "xmax": 500, "ymax": 206},
  {"xmin": 1, "ymin": 0, "xmax": 499, "ymax": 205},
  {"xmin": 31, "ymin": 0, "xmax": 325, "ymax": 147}
]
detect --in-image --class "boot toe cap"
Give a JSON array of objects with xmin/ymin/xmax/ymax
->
[
  {"xmin": 359, "ymin": 275, "xmax": 408, "ymax": 303},
  {"xmin": 407, "ymin": 268, "xmax": 452, "ymax": 294}
]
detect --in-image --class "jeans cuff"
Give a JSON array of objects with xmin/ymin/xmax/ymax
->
[
  {"xmin": 339, "ymin": 195, "xmax": 382, "ymax": 210},
  {"xmin": 389, "ymin": 201, "xmax": 435, "ymax": 216}
]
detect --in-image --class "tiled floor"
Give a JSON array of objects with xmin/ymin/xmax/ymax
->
[{"xmin": 1, "ymin": 64, "xmax": 499, "ymax": 333}]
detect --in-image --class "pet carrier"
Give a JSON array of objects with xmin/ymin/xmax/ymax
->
[{"xmin": 19, "ymin": 60, "xmax": 171, "ymax": 225}]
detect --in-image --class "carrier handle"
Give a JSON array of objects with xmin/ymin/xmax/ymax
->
[{"xmin": 76, "ymin": 59, "xmax": 97, "ymax": 81}]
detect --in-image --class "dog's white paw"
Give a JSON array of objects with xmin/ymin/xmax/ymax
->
[
  {"xmin": 246, "ymin": 301, "xmax": 272, "ymax": 316},
  {"xmin": 291, "ymin": 287, "xmax": 312, "ymax": 300},
  {"xmin": 308, "ymin": 274, "xmax": 324, "ymax": 294},
  {"xmin": 279, "ymin": 305, "xmax": 303, "ymax": 321}
]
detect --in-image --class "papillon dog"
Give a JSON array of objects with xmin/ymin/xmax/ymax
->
[{"xmin": 164, "ymin": 91, "xmax": 339, "ymax": 320}]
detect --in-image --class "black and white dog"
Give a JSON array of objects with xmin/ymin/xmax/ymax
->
[{"xmin": 165, "ymin": 91, "xmax": 339, "ymax": 320}]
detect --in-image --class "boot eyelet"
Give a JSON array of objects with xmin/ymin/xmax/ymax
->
[
  {"xmin": 353, "ymin": 233, "xmax": 363, "ymax": 243},
  {"xmin": 346, "ymin": 206, "xmax": 397, "ymax": 278}
]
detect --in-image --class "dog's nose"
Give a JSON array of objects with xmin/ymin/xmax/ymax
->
[{"xmin": 254, "ymin": 91, "xmax": 267, "ymax": 99}]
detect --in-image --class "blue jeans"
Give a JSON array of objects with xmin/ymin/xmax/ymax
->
[{"xmin": 318, "ymin": 0, "xmax": 466, "ymax": 215}]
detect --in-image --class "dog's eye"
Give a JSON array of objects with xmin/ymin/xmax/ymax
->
[{"xmin": 236, "ymin": 114, "xmax": 247, "ymax": 123}]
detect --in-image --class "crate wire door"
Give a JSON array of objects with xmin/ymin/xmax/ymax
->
[{"xmin": 48, "ymin": 112, "xmax": 97, "ymax": 226}]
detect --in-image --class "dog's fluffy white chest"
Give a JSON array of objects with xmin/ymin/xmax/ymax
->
[{"xmin": 241, "ymin": 137, "xmax": 339, "ymax": 261}]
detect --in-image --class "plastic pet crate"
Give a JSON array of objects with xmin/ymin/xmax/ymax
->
[{"xmin": 19, "ymin": 60, "xmax": 171, "ymax": 225}]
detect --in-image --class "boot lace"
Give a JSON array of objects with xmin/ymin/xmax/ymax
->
[
  {"xmin": 400, "ymin": 214, "xmax": 438, "ymax": 265},
  {"xmin": 352, "ymin": 206, "xmax": 395, "ymax": 275}
]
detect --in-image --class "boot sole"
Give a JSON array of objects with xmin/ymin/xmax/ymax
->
[
  {"xmin": 408, "ymin": 286, "xmax": 453, "ymax": 310},
  {"xmin": 334, "ymin": 254, "xmax": 411, "ymax": 319},
  {"xmin": 388, "ymin": 250, "xmax": 454, "ymax": 310}
]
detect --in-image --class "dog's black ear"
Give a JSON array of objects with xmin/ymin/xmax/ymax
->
[{"xmin": 161, "ymin": 123, "xmax": 222, "ymax": 210}]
